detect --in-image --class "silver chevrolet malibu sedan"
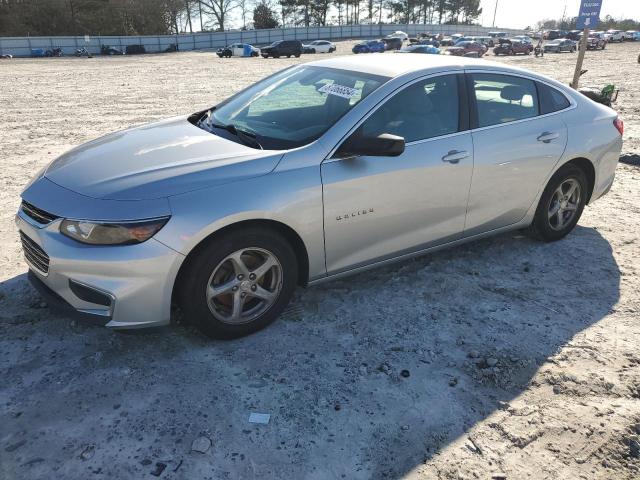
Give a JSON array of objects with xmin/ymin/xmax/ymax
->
[{"xmin": 17, "ymin": 55, "xmax": 623, "ymax": 338}]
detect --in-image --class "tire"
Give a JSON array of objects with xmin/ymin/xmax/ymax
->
[
  {"xmin": 178, "ymin": 227, "xmax": 298, "ymax": 339},
  {"xmin": 528, "ymin": 164, "xmax": 588, "ymax": 242},
  {"xmin": 294, "ymin": 53, "xmax": 300, "ymax": 58}
]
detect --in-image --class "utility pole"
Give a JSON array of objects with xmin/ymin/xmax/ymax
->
[{"xmin": 492, "ymin": 0, "xmax": 499, "ymax": 28}]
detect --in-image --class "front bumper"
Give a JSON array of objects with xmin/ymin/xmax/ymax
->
[{"xmin": 16, "ymin": 209, "xmax": 184, "ymax": 329}]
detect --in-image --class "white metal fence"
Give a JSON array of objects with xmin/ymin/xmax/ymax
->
[{"xmin": 0, "ymin": 24, "xmax": 525, "ymax": 57}]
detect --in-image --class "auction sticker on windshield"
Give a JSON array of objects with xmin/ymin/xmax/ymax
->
[{"xmin": 318, "ymin": 83, "xmax": 360, "ymax": 99}]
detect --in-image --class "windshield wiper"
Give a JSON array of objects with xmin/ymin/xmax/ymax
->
[{"xmin": 210, "ymin": 122, "xmax": 263, "ymax": 150}]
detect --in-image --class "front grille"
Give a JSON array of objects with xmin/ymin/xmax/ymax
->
[
  {"xmin": 21, "ymin": 201, "xmax": 59, "ymax": 225},
  {"xmin": 20, "ymin": 231, "xmax": 50, "ymax": 275}
]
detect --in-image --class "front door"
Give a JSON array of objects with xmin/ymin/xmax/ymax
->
[{"xmin": 321, "ymin": 74, "xmax": 474, "ymax": 274}]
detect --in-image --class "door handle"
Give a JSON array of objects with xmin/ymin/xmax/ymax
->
[
  {"xmin": 537, "ymin": 131, "xmax": 559, "ymax": 143},
  {"xmin": 441, "ymin": 150, "xmax": 469, "ymax": 164}
]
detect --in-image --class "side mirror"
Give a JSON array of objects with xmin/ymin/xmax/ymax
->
[{"xmin": 335, "ymin": 133, "xmax": 405, "ymax": 158}]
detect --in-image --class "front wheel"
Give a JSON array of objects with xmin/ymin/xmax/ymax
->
[
  {"xmin": 528, "ymin": 164, "xmax": 588, "ymax": 242},
  {"xmin": 178, "ymin": 228, "xmax": 298, "ymax": 339}
]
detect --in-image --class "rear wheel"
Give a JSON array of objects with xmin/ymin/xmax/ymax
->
[
  {"xmin": 528, "ymin": 164, "xmax": 588, "ymax": 242},
  {"xmin": 178, "ymin": 228, "xmax": 298, "ymax": 339}
]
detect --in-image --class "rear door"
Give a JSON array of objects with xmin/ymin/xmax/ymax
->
[{"xmin": 463, "ymin": 71, "xmax": 570, "ymax": 236}]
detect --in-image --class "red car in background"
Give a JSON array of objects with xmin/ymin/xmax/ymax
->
[
  {"xmin": 446, "ymin": 41, "xmax": 487, "ymax": 57},
  {"xmin": 493, "ymin": 39, "xmax": 533, "ymax": 56}
]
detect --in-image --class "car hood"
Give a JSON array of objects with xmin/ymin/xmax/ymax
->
[{"xmin": 44, "ymin": 116, "xmax": 283, "ymax": 201}]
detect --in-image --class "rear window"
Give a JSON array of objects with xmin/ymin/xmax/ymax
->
[
  {"xmin": 537, "ymin": 82, "xmax": 571, "ymax": 114},
  {"xmin": 471, "ymin": 73, "xmax": 539, "ymax": 127}
]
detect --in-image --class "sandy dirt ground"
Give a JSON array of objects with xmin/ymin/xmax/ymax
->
[{"xmin": 1, "ymin": 40, "xmax": 639, "ymax": 480}]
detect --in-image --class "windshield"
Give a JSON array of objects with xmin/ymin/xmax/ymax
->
[{"xmin": 200, "ymin": 66, "xmax": 388, "ymax": 150}]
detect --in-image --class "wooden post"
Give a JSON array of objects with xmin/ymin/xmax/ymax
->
[{"xmin": 571, "ymin": 27, "xmax": 590, "ymax": 89}]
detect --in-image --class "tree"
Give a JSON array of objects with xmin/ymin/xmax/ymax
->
[
  {"xmin": 196, "ymin": 0, "xmax": 237, "ymax": 31},
  {"xmin": 253, "ymin": 0, "xmax": 278, "ymax": 28},
  {"xmin": 277, "ymin": 0, "xmax": 296, "ymax": 26},
  {"xmin": 237, "ymin": 0, "xmax": 252, "ymax": 28}
]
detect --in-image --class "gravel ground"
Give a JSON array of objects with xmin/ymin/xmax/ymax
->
[{"xmin": 1, "ymin": 40, "xmax": 639, "ymax": 480}]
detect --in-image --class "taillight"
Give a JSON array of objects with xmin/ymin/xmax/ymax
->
[{"xmin": 613, "ymin": 117, "xmax": 624, "ymax": 136}]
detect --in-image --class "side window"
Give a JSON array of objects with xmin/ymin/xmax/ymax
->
[
  {"xmin": 471, "ymin": 73, "xmax": 539, "ymax": 127},
  {"xmin": 358, "ymin": 74, "xmax": 460, "ymax": 143},
  {"xmin": 537, "ymin": 82, "xmax": 570, "ymax": 114}
]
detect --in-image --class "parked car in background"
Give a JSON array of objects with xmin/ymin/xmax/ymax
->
[
  {"xmin": 386, "ymin": 30, "xmax": 408, "ymax": 40},
  {"xmin": 101, "ymin": 45, "xmax": 124, "ymax": 55},
  {"xmin": 382, "ymin": 37, "xmax": 403, "ymax": 51},
  {"xmin": 18, "ymin": 55, "xmax": 623, "ymax": 338},
  {"xmin": 397, "ymin": 44, "xmax": 440, "ymax": 55},
  {"xmin": 125, "ymin": 45, "xmax": 146, "ymax": 55},
  {"xmin": 418, "ymin": 38, "xmax": 440, "ymax": 48},
  {"xmin": 544, "ymin": 30, "xmax": 564, "ymax": 40},
  {"xmin": 352, "ymin": 39, "xmax": 385, "ymax": 54},
  {"xmin": 512, "ymin": 35, "xmax": 533, "ymax": 44},
  {"xmin": 302, "ymin": 40, "xmax": 336, "ymax": 53},
  {"xmin": 441, "ymin": 33, "xmax": 463, "ymax": 46},
  {"xmin": 544, "ymin": 39, "xmax": 576, "ymax": 53},
  {"xmin": 581, "ymin": 33, "xmax": 606, "ymax": 50},
  {"xmin": 217, "ymin": 43, "xmax": 260, "ymax": 58},
  {"xmin": 488, "ymin": 31, "xmax": 507, "ymax": 39},
  {"xmin": 45, "ymin": 47, "xmax": 63, "ymax": 57},
  {"xmin": 447, "ymin": 41, "xmax": 487, "ymax": 57},
  {"xmin": 604, "ymin": 30, "xmax": 624, "ymax": 42},
  {"xmin": 493, "ymin": 39, "xmax": 532, "ymax": 55},
  {"xmin": 260, "ymin": 40, "xmax": 302, "ymax": 58},
  {"xmin": 453, "ymin": 36, "xmax": 473, "ymax": 45},
  {"xmin": 471, "ymin": 36, "xmax": 494, "ymax": 47},
  {"xmin": 566, "ymin": 30, "xmax": 582, "ymax": 41},
  {"xmin": 624, "ymin": 30, "xmax": 640, "ymax": 41}
]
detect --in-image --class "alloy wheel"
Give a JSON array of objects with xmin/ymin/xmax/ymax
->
[
  {"xmin": 548, "ymin": 179, "xmax": 581, "ymax": 231},
  {"xmin": 206, "ymin": 248, "xmax": 283, "ymax": 324}
]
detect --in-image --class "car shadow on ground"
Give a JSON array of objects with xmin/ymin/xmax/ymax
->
[{"xmin": 0, "ymin": 226, "xmax": 619, "ymax": 479}]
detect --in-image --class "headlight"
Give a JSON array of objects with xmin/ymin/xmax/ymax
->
[{"xmin": 60, "ymin": 217, "xmax": 170, "ymax": 245}]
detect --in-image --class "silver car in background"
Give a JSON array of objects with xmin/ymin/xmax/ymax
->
[{"xmin": 17, "ymin": 55, "xmax": 623, "ymax": 338}]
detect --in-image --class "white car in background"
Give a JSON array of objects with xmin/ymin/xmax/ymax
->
[
  {"xmin": 513, "ymin": 35, "xmax": 533, "ymax": 44},
  {"xmin": 604, "ymin": 30, "xmax": 624, "ymax": 42},
  {"xmin": 387, "ymin": 30, "xmax": 408, "ymax": 41},
  {"xmin": 302, "ymin": 40, "xmax": 336, "ymax": 53}
]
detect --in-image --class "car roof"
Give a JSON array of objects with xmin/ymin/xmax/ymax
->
[{"xmin": 305, "ymin": 53, "xmax": 539, "ymax": 78}]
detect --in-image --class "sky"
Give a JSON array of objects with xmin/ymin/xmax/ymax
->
[{"xmin": 479, "ymin": 0, "xmax": 640, "ymax": 29}]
